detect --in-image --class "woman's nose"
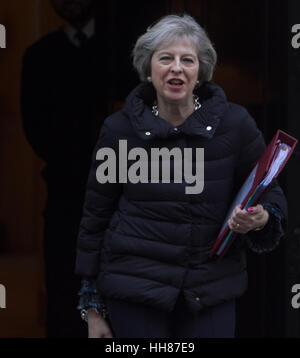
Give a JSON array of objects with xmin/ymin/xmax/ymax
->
[{"xmin": 170, "ymin": 58, "xmax": 182, "ymax": 73}]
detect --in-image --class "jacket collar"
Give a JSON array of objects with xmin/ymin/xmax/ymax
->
[{"xmin": 123, "ymin": 81, "xmax": 228, "ymax": 141}]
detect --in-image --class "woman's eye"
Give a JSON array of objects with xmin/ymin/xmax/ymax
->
[
  {"xmin": 183, "ymin": 58, "xmax": 193, "ymax": 63},
  {"xmin": 160, "ymin": 56, "xmax": 171, "ymax": 61}
]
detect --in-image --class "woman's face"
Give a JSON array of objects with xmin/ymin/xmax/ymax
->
[{"xmin": 150, "ymin": 38, "xmax": 199, "ymax": 106}]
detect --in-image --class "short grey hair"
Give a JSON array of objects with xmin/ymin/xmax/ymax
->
[{"xmin": 132, "ymin": 14, "xmax": 217, "ymax": 84}]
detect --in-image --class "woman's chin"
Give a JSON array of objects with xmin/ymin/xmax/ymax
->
[{"xmin": 161, "ymin": 92, "xmax": 190, "ymax": 105}]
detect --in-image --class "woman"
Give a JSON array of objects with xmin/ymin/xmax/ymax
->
[{"xmin": 75, "ymin": 14, "xmax": 287, "ymax": 338}]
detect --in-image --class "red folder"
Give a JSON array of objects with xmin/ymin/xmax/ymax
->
[{"xmin": 210, "ymin": 129, "xmax": 298, "ymax": 260}]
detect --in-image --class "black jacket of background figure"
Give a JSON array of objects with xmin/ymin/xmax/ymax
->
[
  {"xmin": 21, "ymin": 26, "xmax": 111, "ymax": 337},
  {"xmin": 75, "ymin": 81, "xmax": 288, "ymax": 314}
]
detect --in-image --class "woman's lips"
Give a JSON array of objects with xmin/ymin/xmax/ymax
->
[
  {"xmin": 167, "ymin": 79, "xmax": 185, "ymax": 90},
  {"xmin": 167, "ymin": 82, "xmax": 185, "ymax": 90}
]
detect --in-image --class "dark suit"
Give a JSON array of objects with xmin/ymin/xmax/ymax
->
[{"xmin": 21, "ymin": 25, "xmax": 109, "ymax": 337}]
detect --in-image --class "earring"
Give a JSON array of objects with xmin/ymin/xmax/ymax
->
[
  {"xmin": 194, "ymin": 80, "xmax": 200, "ymax": 89},
  {"xmin": 147, "ymin": 76, "xmax": 152, "ymax": 83}
]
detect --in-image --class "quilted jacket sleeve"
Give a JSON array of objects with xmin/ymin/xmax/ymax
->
[
  {"xmin": 233, "ymin": 107, "xmax": 288, "ymax": 253},
  {"xmin": 75, "ymin": 122, "xmax": 122, "ymax": 277},
  {"xmin": 77, "ymin": 278, "xmax": 106, "ymax": 311},
  {"xmin": 245, "ymin": 200, "xmax": 286, "ymax": 253}
]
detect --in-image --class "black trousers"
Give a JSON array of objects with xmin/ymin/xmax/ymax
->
[{"xmin": 105, "ymin": 292, "xmax": 235, "ymax": 338}]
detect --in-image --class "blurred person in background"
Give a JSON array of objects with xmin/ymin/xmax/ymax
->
[{"xmin": 21, "ymin": 0, "xmax": 110, "ymax": 337}]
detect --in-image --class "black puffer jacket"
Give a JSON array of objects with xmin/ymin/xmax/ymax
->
[{"xmin": 75, "ymin": 81, "xmax": 287, "ymax": 313}]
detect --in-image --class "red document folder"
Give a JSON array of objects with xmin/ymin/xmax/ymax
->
[{"xmin": 210, "ymin": 130, "xmax": 298, "ymax": 260}]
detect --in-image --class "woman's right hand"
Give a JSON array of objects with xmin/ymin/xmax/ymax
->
[{"xmin": 87, "ymin": 310, "xmax": 114, "ymax": 338}]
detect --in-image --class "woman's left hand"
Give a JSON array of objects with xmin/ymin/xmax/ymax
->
[{"xmin": 228, "ymin": 204, "xmax": 269, "ymax": 234}]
